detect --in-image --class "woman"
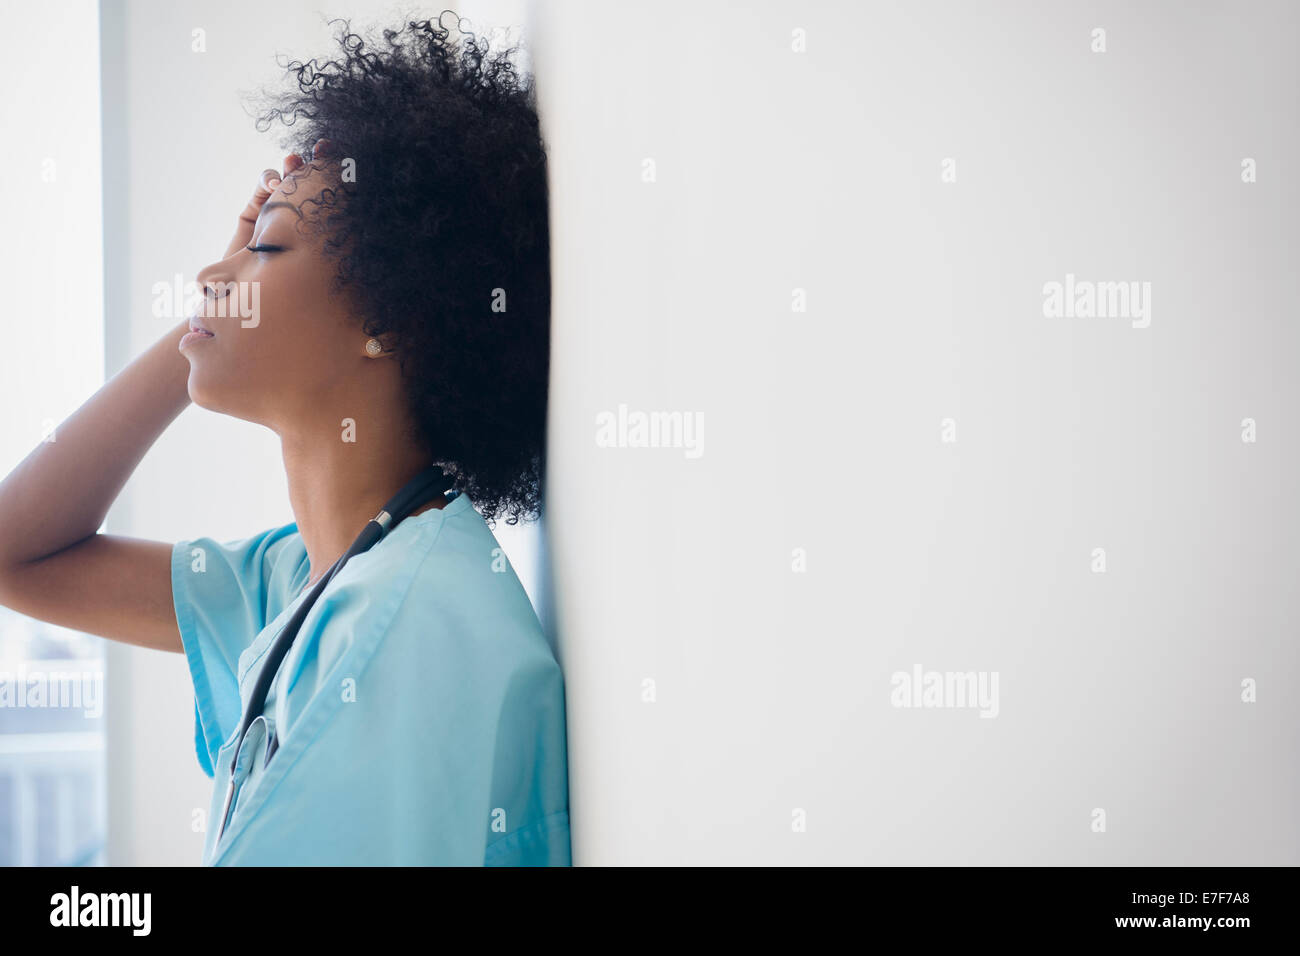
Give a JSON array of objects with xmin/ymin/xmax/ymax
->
[{"xmin": 0, "ymin": 14, "xmax": 569, "ymax": 866}]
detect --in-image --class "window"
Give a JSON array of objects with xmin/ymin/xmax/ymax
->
[{"xmin": 0, "ymin": 0, "xmax": 106, "ymax": 866}]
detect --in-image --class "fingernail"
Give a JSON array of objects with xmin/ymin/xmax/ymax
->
[{"xmin": 267, "ymin": 178, "xmax": 281, "ymax": 190}]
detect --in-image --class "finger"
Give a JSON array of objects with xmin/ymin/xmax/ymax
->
[
  {"xmin": 258, "ymin": 167, "xmax": 282, "ymax": 197},
  {"xmin": 283, "ymin": 153, "xmax": 306, "ymax": 177},
  {"xmin": 224, "ymin": 168, "xmax": 283, "ymax": 258},
  {"xmin": 239, "ymin": 169, "xmax": 281, "ymax": 221}
]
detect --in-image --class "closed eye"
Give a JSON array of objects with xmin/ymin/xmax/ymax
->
[{"xmin": 246, "ymin": 243, "xmax": 283, "ymax": 253}]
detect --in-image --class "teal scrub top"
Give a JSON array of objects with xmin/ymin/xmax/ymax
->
[{"xmin": 171, "ymin": 490, "xmax": 571, "ymax": 866}]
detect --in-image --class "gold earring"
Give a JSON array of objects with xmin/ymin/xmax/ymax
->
[{"xmin": 365, "ymin": 338, "xmax": 383, "ymax": 357}]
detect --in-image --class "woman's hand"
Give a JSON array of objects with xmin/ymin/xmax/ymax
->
[{"xmin": 222, "ymin": 153, "xmax": 306, "ymax": 260}]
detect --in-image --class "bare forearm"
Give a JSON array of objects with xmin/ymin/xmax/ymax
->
[{"xmin": 0, "ymin": 320, "xmax": 192, "ymax": 567}]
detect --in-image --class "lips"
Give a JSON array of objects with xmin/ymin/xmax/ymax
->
[{"xmin": 179, "ymin": 313, "xmax": 216, "ymax": 353}]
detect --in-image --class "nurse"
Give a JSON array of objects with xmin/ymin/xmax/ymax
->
[{"xmin": 0, "ymin": 14, "xmax": 569, "ymax": 866}]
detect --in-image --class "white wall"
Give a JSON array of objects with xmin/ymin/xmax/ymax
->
[
  {"xmin": 535, "ymin": 0, "xmax": 1300, "ymax": 864},
  {"xmin": 100, "ymin": 0, "xmax": 543, "ymax": 865}
]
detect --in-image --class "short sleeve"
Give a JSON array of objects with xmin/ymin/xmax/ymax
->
[{"xmin": 171, "ymin": 523, "xmax": 303, "ymax": 777}]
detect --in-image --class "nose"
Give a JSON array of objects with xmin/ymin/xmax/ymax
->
[{"xmin": 195, "ymin": 260, "xmax": 236, "ymax": 315}]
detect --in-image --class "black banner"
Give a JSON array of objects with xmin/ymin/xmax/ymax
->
[{"xmin": 0, "ymin": 865, "xmax": 1281, "ymax": 941}]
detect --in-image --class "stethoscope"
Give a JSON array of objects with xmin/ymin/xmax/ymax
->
[{"xmin": 214, "ymin": 464, "xmax": 452, "ymax": 846}]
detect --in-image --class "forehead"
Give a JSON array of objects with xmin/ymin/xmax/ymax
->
[
  {"xmin": 257, "ymin": 162, "xmax": 339, "ymax": 234},
  {"xmin": 279, "ymin": 159, "xmax": 337, "ymax": 199}
]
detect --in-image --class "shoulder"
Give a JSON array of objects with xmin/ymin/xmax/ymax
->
[
  {"xmin": 306, "ymin": 492, "xmax": 555, "ymax": 685},
  {"xmin": 405, "ymin": 493, "xmax": 543, "ymax": 631}
]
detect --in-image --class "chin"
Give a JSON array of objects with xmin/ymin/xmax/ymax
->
[
  {"xmin": 186, "ymin": 367, "xmax": 277, "ymax": 432},
  {"xmin": 185, "ymin": 373, "xmax": 223, "ymax": 413},
  {"xmin": 186, "ymin": 368, "xmax": 246, "ymax": 420}
]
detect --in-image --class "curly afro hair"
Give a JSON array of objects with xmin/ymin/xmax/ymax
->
[{"xmin": 253, "ymin": 10, "xmax": 549, "ymax": 526}]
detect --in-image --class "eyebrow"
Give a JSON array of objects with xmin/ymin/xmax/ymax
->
[{"xmin": 257, "ymin": 201, "xmax": 303, "ymax": 222}]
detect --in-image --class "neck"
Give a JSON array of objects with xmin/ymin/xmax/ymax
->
[{"xmin": 279, "ymin": 416, "xmax": 444, "ymax": 587}]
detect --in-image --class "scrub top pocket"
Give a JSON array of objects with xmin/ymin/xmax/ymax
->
[{"xmin": 225, "ymin": 714, "xmax": 276, "ymax": 831}]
